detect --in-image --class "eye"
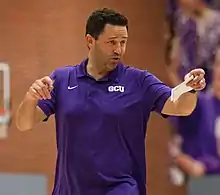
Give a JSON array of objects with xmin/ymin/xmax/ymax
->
[
  {"xmin": 121, "ymin": 40, "xmax": 126, "ymax": 45},
  {"xmin": 107, "ymin": 40, "xmax": 116, "ymax": 45}
]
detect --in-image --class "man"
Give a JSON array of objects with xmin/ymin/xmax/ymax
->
[
  {"xmin": 169, "ymin": 49, "xmax": 220, "ymax": 182},
  {"xmin": 166, "ymin": 0, "xmax": 220, "ymax": 88},
  {"xmin": 16, "ymin": 8, "xmax": 205, "ymax": 195}
]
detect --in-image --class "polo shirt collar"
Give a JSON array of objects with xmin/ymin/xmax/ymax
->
[{"xmin": 76, "ymin": 58, "xmax": 124, "ymax": 83}]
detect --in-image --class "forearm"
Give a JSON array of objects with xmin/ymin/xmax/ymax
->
[
  {"xmin": 15, "ymin": 93, "xmax": 39, "ymax": 131},
  {"xmin": 174, "ymin": 92, "xmax": 197, "ymax": 115},
  {"xmin": 162, "ymin": 92, "xmax": 197, "ymax": 116}
]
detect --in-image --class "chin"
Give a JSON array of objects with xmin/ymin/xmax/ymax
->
[{"xmin": 107, "ymin": 62, "xmax": 118, "ymax": 71}]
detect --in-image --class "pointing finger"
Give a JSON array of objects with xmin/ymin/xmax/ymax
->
[{"xmin": 189, "ymin": 68, "xmax": 205, "ymax": 76}]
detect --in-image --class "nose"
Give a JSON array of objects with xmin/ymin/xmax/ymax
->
[
  {"xmin": 113, "ymin": 46, "xmax": 122, "ymax": 55},
  {"xmin": 113, "ymin": 43, "xmax": 122, "ymax": 55}
]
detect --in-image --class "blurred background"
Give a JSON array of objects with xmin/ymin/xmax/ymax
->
[{"xmin": 0, "ymin": 0, "xmax": 220, "ymax": 195}]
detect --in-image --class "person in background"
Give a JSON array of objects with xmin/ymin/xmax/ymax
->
[
  {"xmin": 168, "ymin": 49, "xmax": 220, "ymax": 185},
  {"xmin": 166, "ymin": 0, "xmax": 220, "ymax": 90}
]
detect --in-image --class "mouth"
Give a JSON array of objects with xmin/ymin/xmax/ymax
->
[{"xmin": 111, "ymin": 57, "xmax": 120, "ymax": 61}]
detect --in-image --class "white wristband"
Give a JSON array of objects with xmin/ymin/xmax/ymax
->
[{"xmin": 171, "ymin": 75, "xmax": 194, "ymax": 102}]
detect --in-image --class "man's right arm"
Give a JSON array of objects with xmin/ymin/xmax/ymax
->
[
  {"xmin": 15, "ymin": 94, "xmax": 47, "ymax": 131},
  {"xmin": 15, "ymin": 76, "xmax": 54, "ymax": 131}
]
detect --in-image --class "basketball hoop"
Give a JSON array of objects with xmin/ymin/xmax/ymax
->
[
  {"xmin": 0, "ymin": 63, "xmax": 11, "ymax": 139},
  {"xmin": 0, "ymin": 109, "xmax": 10, "ymax": 138}
]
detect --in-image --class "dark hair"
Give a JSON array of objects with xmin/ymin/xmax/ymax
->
[{"xmin": 85, "ymin": 8, "xmax": 128, "ymax": 40}]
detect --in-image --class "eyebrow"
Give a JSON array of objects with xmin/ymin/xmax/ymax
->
[{"xmin": 108, "ymin": 36, "xmax": 128, "ymax": 39}]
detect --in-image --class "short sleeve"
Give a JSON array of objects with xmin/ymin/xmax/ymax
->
[
  {"xmin": 37, "ymin": 70, "xmax": 57, "ymax": 122},
  {"xmin": 142, "ymin": 71, "xmax": 171, "ymax": 116}
]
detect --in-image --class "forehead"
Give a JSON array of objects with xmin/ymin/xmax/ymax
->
[{"xmin": 99, "ymin": 24, "xmax": 128, "ymax": 39}]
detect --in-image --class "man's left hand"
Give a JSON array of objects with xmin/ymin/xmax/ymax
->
[{"xmin": 185, "ymin": 68, "xmax": 206, "ymax": 91}]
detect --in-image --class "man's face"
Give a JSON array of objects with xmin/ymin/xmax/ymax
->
[{"xmin": 87, "ymin": 24, "xmax": 128, "ymax": 71}]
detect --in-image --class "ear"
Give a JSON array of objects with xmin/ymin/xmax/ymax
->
[{"xmin": 85, "ymin": 34, "xmax": 94, "ymax": 50}]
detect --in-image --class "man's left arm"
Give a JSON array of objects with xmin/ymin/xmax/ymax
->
[{"xmin": 162, "ymin": 69, "xmax": 206, "ymax": 116}]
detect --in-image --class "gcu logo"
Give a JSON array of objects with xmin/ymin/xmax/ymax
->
[{"xmin": 108, "ymin": 86, "xmax": 125, "ymax": 93}]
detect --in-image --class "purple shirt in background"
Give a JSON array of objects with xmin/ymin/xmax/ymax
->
[
  {"xmin": 176, "ymin": 10, "xmax": 220, "ymax": 86},
  {"xmin": 37, "ymin": 58, "xmax": 171, "ymax": 195},
  {"xmin": 170, "ymin": 91, "xmax": 220, "ymax": 174},
  {"xmin": 166, "ymin": 0, "xmax": 220, "ymax": 88}
]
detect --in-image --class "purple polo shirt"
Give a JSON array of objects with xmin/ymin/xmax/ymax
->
[
  {"xmin": 37, "ymin": 58, "xmax": 171, "ymax": 195},
  {"xmin": 170, "ymin": 92, "xmax": 220, "ymax": 174}
]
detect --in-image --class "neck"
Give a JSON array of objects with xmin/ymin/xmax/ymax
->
[{"xmin": 86, "ymin": 56, "xmax": 109, "ymax": 80}]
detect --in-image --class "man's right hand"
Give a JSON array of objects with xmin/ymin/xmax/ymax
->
[{"xmin": 26, "ymin": 76, "xmax": 54, "ymax": 101}]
